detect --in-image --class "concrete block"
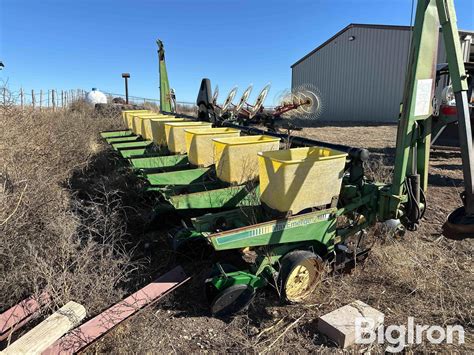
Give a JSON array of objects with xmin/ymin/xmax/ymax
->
[{"xmin": 317, "ymin": 300, "xmax": 384, "ymax": 348}]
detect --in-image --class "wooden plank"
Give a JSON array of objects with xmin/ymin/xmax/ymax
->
[
  {"xmin": 0, "ymin": 292, "xmax": 51, "ymax": 341},
  {"xmin": 2, "ymin": 301, "xmax": 86, "ymax": 354},
  {"xmin": 43, "ymin": 266, "xmax": 189, "ymax": 355}
]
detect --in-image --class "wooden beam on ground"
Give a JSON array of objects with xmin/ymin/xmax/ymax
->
[
  {"xmin": 2, "ymin": 301, "xmax": 86, "ymax": 354},
  {"xmin": 0, "ymin": 292, "xmax": 51, "ymax": 341},
  {"xmin": 43, "ymin": 266, "xmax": 190, "ymax": 355}
]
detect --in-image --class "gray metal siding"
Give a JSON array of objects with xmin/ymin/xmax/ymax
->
[
  {"xmin": 291, "ymin": 26, "xmax": 472, "ymax": 122},
  {"xmin": 292, "ymin": 27, "xmax": 412, "ymax": 122}
]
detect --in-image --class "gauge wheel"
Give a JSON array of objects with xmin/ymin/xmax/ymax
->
[
  {"xmin": 277, "ymin": 250, "xmax": 324, "ymax": 303},
  {"xmin": 210, "ymin": 284, "xmax": 256, "ymax": 317}
]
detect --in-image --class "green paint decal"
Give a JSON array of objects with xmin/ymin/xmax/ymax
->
[{"xmin": 211, "ymin": 209, "xmax": 335, "ymax": 249}]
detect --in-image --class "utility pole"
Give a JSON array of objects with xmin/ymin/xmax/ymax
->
[{"xmin": 122, "ymin": 73, "xmax": 130, "ymax": 104}]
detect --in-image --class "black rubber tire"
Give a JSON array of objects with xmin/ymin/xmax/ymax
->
[
  {"xmin": 210, "ymin": 284, "xmax": 256, "ymax": 318},
  {"xmin": 277, "ymin": 250, "xmax": 323, "ymax": 303}
]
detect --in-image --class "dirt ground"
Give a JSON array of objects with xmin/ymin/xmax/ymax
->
[{"xmin": 89, "ymin": 123, "xmax": 472, "ymax": 353}]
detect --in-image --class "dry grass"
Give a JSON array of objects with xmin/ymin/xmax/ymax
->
[{"xmin": 0, "ymin": 96, "xmax": 136, "ymax": 321}]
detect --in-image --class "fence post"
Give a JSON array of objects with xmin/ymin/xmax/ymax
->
[
  {"xmin": 47, "ymin": 90, "xmax": 50, "ymax": 108},
  {"xmin": 20, "ymin": 88, "xmax": 24, "ymax": 109},
  {"xmin": 32, "ymin": 89, "xmax": 35, "ymax": 109},
  {"xmin": 61, "ymin": 90, "xmax": 64, "ymax": 108},
  {"xmin": 40, "ymin": 90, "xmax": 43, "ymax": 111},
  {"xmin": 52, "ymin": 90, "xmax": 56, "ymax": 111}
]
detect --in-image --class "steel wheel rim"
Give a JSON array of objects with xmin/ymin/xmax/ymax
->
[{"xmin": 285, "ymin": 258, "xmax": 321, "ymax": 302}]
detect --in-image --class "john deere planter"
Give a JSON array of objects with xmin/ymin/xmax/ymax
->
[{"xmin": 99, "ymin": 1, "xmax": 474, "ymax": 316}]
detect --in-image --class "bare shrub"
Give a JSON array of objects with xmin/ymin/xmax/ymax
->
[
  {"xmin": 364, "ymin": 154, "xmax": 393, "ymax": 183},
  {"xmin": 0, "ymin": 89, "xmax": 134, "ymax": 317},
  {"xmin": 143, "ymin": 101, "xmax": 160, "ymax": 112},
  {"xmin": 176, "ymin": 103, "xmax": 197, "ymax": 116}
]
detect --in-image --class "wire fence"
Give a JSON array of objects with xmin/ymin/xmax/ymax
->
[
  {"xmin": 1, "ymin": 87, "xmax": 86, "ymax": 110},
  {"xmin": 1, "ymin": 77, "xmax": 279, "ymax": 117},
  {"xmin": 103, "ymin": 91, "xmax": 198, "ymax": 115},
  {"xmin": 1, "ymin": 87, "xmax": 208, "ymax": 117}
]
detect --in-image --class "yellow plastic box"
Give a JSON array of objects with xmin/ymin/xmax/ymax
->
[
  {"xmin": 132, "ymin": 113, "xmax": 172, "ymax": 136},
  {"xmin": 122, "ymin": 110, "xmax": 150, "ymax": 126},
  {"xmin": 258, "ymin": 147, "xmax": 347, "ymax": 214},
  {"xmin": 165, "ymin": 122, "xmax": 212, "ymax": 153},
  {"xmin": 124, "ymin": 110, "xmax": 152, "ymax": 128},
  {"xmin": 184, "ymin": 128, "xmax": 241, "ymax": 167},
  {"xmin": 142, "ymin": 116, "xmax": 178, "ymax": 140},
  {"xmin": 149, "ymin": 118, "xmax": 187, "ymax": 146},
  {"xmin": 127, "ymin": 111, "xmax": 156, "ymax": 129},
  {"xmin": 213, "ymin": 135, "xmax": 280, "ymax": 184}
]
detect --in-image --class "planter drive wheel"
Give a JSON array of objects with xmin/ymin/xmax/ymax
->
[{"xmin": 277, "ymin": 250, "xmax": 324, "ymax": 303}]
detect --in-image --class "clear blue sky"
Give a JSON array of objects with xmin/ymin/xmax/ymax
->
[{"xmin": 1, "ymin": 0, "xmax": 473, "ymax": 103}]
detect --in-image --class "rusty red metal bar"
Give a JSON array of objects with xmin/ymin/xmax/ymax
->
[
  {"xmin": 43, "ymin": 266, "xmax": 189, "ymax": 354},
  {"xmin": 0, "ymin": 292, "xmax": 51, "ymax": 341}
]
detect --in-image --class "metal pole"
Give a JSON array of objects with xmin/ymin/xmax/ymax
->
[
  {"xmin": 20, "ymin": 88, "xmax": 24, "ymax": 109},
  {"xmin": 125, "ymin": 77, "xmax": 129, "ymax": 104},
  {"xmin": 40, "ymin": 90, "xmax": 43, "ymax": 111},
  {"xmin": 32, "ymin": 89, "xmax": 35, "ymax": 109},
  {"xmin": 122, "ymin": 73, "xmax": 130, "ymax": 105},
  {"xmin": 47, "ymin": 90, "xmax": 50, "ymax": 108},
  {"xmin": 52, "ymin": 90, "xmax": 56, "ymax": 111},
  {"xmin": 437, "ymin": 0, "xmax": 474, "ymax": 215},
  {"xmin": 454, "ymin": 91, "xmax": 474, "ymax": 213}
]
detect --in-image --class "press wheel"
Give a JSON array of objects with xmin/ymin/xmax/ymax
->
[
  {"xmin": 205, "ymin": 264, "xmax": 239, "ymax": 304},
  {"xmin": 210, "ymin": 284, "xmax": 256, "ymax": 317},
  {"xmin": 278, "ymin": 250, "xmax": 324, "ymax": 303}
]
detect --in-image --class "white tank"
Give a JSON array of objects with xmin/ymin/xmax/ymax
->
[{"xmin": 86, "ymin": 88, "xmax": 108, "ymax": 106}]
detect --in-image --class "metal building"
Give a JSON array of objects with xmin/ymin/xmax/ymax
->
[{"xmin": 291, "ymin": 24, "xmax": 474, "ymax": 122}]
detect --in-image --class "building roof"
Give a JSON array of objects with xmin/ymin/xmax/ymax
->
[{"xmin": 291, "ymin": 23, "xmax": 474, "ymax": 68}]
